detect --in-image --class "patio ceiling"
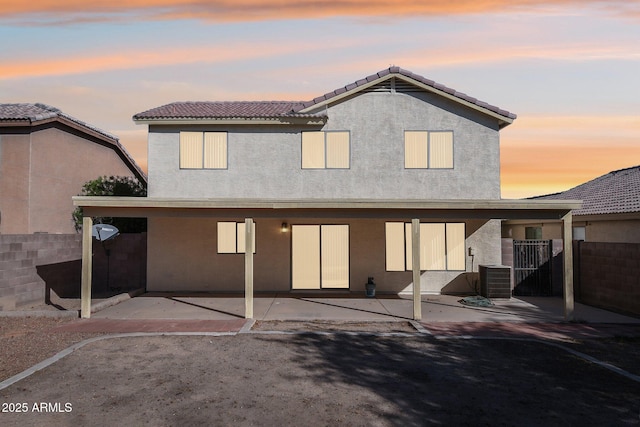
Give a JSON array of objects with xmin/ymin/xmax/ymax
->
[{"xmin": 73, "ymin": 196, "xmax": 581, "ymax": 220}]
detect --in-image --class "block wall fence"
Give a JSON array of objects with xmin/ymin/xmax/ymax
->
[
  {"xmin": 0, "ymin": 233, "xmax": 146, "ymax": 310},
  {"xmin": 574, "ymin": 241, "xmax": 640, "ymax": 317},
  {"xmin": 502, "ymin": 238, "xmax": 639, "ymax": 317}
]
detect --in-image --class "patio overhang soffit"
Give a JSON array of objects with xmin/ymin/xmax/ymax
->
[{"xmin": 73, "ymin": 196, "xmax": 582, "ymax": 220}]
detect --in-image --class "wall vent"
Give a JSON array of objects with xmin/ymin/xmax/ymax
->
[
  {"xmin": 362, "ymin": 77, "xmax": 426, "ymax": 94},
  {"xmin": 363, "ymin": 80, "xmax": 392, "ymax": 93}
]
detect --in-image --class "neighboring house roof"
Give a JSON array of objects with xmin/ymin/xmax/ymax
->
[
  {"xmin": 0, "ymin": 103, "xmax": 147, "ymax": 184},
  {"xmin": 133, "ymin": 67, "xmax": 516, "ymax": 127},
  {"xmin": 531, "ymin": 165, "xmax": 640, "ymax": 216}
]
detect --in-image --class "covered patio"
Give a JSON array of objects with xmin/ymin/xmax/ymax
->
[{"xmin": 73, "ymin": 197, "xmax": 581, "ymax": 321}]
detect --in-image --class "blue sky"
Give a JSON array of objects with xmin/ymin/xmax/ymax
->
[{"xmin": 1, "ymin": 0, "xmax": 639, "ymax": 197}]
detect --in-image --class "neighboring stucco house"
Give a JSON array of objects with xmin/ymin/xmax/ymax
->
[
  {"xmin": 0, "ymin": 103, "xmax": 146, "ymax": 234},
  {"xmin": 503, "ymin": 165, "xmax": 640, "ymax": 243},
  {"xmin": 75, "ymin": 67, "xmax": 579, "ymax": 319},
  {"xmin": 0, "ymin": 103, "xmax": 147, "ymax": 310},
  {"xmin": 503, "ymin": 166, "xmax": 640, "ymax": 316}
]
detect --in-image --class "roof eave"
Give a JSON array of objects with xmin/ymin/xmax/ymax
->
[
  {"xmin": 0, "ymin": 119, "xmax": 32, "ymax": 127},
  {"xmin": 132, "ymin": 117, "xmax": 327, "ymax": 126},
  {"xmin": 298, "ymin": 73, "xmax": 516, "ymax": 127},
  {"xmin": 74, "ymin": 196, "xmax": 581, "ymax": 212}
]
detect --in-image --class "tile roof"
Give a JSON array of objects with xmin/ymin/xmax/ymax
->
[
  {"xmin": 133, "ymin": 101, "xmax": 317, "ymax": 121},
  {"xmin": 133, "ymin": 67, "xmax": 516, "ymax": 123},
  {"xmin": 531, "ymin": 165, "xmax": 640, "ymax": 215},
  {"xmin": 0, "ymin": 103, "xmax": 61, "ymax": 122},
  {"xmin": 0, "ymin": 103, "xmax": 146, "ymax": 184},
  {"xmin": 0, "ymin": 103, "xmax": 120, "ymax": 141},
  {"xmin": 294, "ymin": 66, "xmax": 517, "ymax": 120}
]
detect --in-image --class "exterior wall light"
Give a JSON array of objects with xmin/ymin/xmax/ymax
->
[{"xmin": 281, "ymin": 222, "xmax": 289, "ymax": 233}]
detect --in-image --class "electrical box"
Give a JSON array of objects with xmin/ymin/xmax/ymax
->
[{"xmin": 479, "ymin": 265, "xmax": 512, "ymax": 299}]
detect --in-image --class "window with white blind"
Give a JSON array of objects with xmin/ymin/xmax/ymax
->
[
  {"xmin": 385, "ymin": 222, "xmax": 465, "ymax": 271},
  {"xmin": 404, "ymin": 131, "xmax": 453, "ymax": 169},
  {"xmin": 302, "ymin": 131, "xmax": 350, "ymax": 169},
  {"xmin": 217, "ymin": 221, "xmax": 255, "ymax": 254},
  {"xmin": 180, "ymin": 131, "xmax": 227, "ymax": 169}
]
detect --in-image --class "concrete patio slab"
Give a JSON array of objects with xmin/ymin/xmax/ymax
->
[
  {"xmin": 88, "ymin": 292, "xmax": 640, "ymax": 324},
  {"xmin": 261, "ymin": 296, "xmax": 398, "ymax": 321},
  {"xmin": 92, "ymin": 294, "xmax": 275, "ymax": 320}
]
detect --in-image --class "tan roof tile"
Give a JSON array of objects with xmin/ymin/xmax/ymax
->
[
  {"xmin": 133, "ymin": 67, "xmax": 517, "ymax": 122},
  {"xmin": 532, "ymin": 166, "xmax": 640, "ymax": 215}
]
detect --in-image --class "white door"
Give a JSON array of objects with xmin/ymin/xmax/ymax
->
[{"xmin": 291, "ymin": 225, "xmax": 349, "ymax": 289}]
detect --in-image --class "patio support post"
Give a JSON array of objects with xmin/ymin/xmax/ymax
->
[
  {"xmin": 81, "ymin": 216, "xmax": 93, "ymax": 319},
  {"xmin": 562, "ymin": 212, "xmax": 574, "ymax": 321},
  {"xmin": 244, "ymin": 218, "xmax": 254, "ymax": 319},
  {"xmin": 412, "ymin": 219, "xmax": 422, "ymax": 321}
]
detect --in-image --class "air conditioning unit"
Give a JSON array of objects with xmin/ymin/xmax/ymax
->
[{"xmin": 479, "ymin": 265, "xmax": 512, "ymax": 299}]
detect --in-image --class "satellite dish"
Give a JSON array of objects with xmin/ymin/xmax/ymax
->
[{"xmin": 92, "ymin": 224, "xmax": 119, "ymax": 241}]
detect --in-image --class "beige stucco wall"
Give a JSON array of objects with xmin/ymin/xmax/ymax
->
[
  {"xmin": 0, "ymin": 134, "xmax": 31, "ymax": 233},
  {"xmin": 581, "ymin": 219, "xmax": 640, "ymax": 243},
  {"xmin": 0, "ymin": 127, "xmax": 137, "ymax": 234},
  {"xmin": 147, "ymin": 216, "xmax": 500, "ymax": 295},
  {"xmin": 503, "ymin": 218, "xmax": 640, "ymax": 243},
  {"xmin": 502, "ymin": 222, "xmax": 562, "ymax": 240}
]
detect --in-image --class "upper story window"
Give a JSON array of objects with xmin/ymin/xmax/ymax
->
[
  {"xmin": 180, "ymin": 131, "xmax": 227, "ymax": 169},
  {"xmin": 404, "ymin": 131, "xmax": 453, "ymax": 169},
  {"xmin": 302, "ymin": 131, "xmax": 350, "ymax": 169}
]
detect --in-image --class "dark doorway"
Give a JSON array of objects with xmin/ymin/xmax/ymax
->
[{"xmin": 513, "ymin": 240, "xmax": 553, "ymax": 296}]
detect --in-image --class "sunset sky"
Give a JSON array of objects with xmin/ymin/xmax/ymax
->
[{"xmin": 1, "ymin": 0, "xmax": 638, "ymax": 199}]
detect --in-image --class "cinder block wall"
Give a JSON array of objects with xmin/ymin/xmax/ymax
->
[
  {"xmin": 0, "ymin": 233, "xmax": 147, "ymax": 310},
  {"xmin": 501, "ymin": 238, "xmax": 514, "ymax": 290},
  {"xmin": 0, "ymin": 234, "xmax": 81, "ymax": 310},
  {"xmin": 578, "ymin": 241, "xmax": 640, "ymax": 316}
]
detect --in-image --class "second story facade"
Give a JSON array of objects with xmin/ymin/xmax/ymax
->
[{"xmin": 134, "ymin": 67, "xmax": 515, "ymax": 200}]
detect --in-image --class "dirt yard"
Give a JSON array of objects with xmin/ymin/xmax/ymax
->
[
  {"xmin": 0, "ymin": 317, "xmax": 105, "ymax": 381},
  {"xmin": 1, "ymin": 319, "xmax": 639, "ymax": 426}
]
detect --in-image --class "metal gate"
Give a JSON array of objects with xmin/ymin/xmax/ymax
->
[{"xmin": 513, "ymin": 240, "xmax": 553, "ymax": 296}]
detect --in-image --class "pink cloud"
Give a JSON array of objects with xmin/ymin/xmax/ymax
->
[
  {"xmin": 1, "ymin": 0, "xmax": 636, "ymax": 24},
  {"xmin": 0, "ymin": 42, "xmax": 323, "ymax": 79}
]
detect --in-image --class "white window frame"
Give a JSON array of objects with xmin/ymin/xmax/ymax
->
[
  {"xmin": 180, "ymin": 131, "xmax": 228, "ymax": 169},
  {"xmin": 301, "ymin": 131, "xmax": 350, "ymax": 169}
]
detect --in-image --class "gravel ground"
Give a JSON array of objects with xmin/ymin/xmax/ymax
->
[
  {"xmin": 2, "ymin": 316, "xmax": 640, "ymax": 383},
  {"xmin": 1, "ymin": 332, "xmax": 639, "ymax": 426},
  {"xmin": 1, "ymin": 314, "xmax": 639, "ymax": 426},
  {"xmin": 0, "ymin": 317, "xmax": 106, "ymax": 382}
]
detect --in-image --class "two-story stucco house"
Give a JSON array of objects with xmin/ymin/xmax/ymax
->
[{"xmin": 75, "ymin": 67, "xmax": 580, "ymax": 320}]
